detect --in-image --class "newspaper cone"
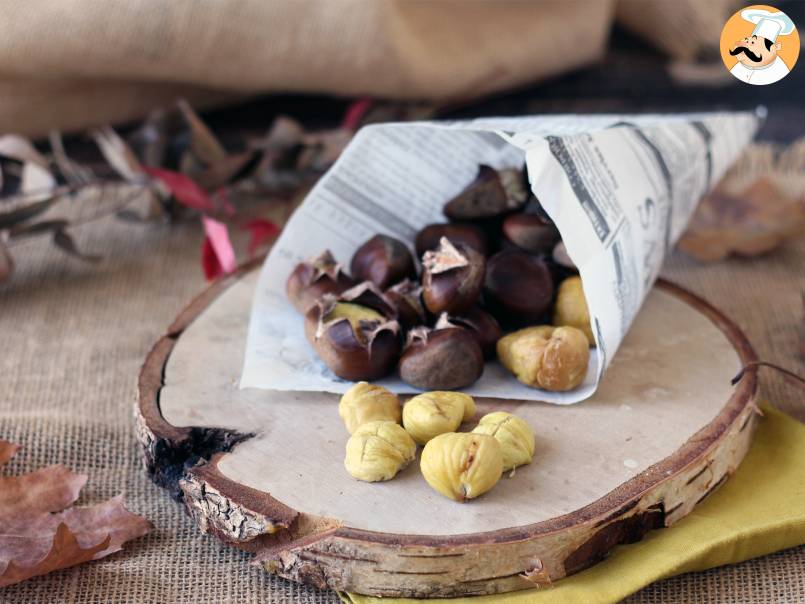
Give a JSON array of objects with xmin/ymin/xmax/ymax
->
[{"xmin": 241, "ymin": 111, "xmax": 760, "ymax": 404}]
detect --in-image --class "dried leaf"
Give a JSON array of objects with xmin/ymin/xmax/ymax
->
[
  {"xmin": 49, "ymin": 131, "xmax": 94, "ymax": 185},
  {"xmin": 0, "ymin": 197, "xmax": 57, "ymax": 230},
  {"xmin": 0, "ymin": 239, "xmax": 12, "ymax": 284},
  {"xmin": 0, "ymin": 441, "xmax": 19, "ymax": 466},
  {"xmin": 679, "ymin": 178, "xmax": 805, "ymax": 262},
  {"xmin": 0, "ymin": 135, "xmax": 49, "ymax": 169},
  {"xmin": 91, "ymin": 126, "xmax": 144, "ymax": 183},
  {"xmin": 0, "ymin": 135, "xmax": 56, "ymax": 200},
  {"xmin": 143, "ymin": 167, "xmax": 214, "ymax": 213},
  {"xmin": 0, "ymin": 523, "xmax": 110, "ymax": 588},
  {"xmin": 201, "ymin": 216, "xmax": 236, "ymax": 280},
  {"xmin": 193, "ymin": 151, "xmax": 259, "ymax": 192},
  {"xmin": 177, "ymin": 99, "xmax": 227, "ymax": 165},
  {"xmin": 53, "ymin": 228, "xmax": 102, "ymax": 263},
  {"xmin": 0, "ymin": 443, "xmax": 151, "ymax": 587},
  {"xmin": 243, "ymin": 218, "xmax": 279, "ymax": 256},
  {"xmin": 9, "ymin": 219, "xmax": 69, "ymax": 239},
  {"xmin": 0, "ymin": 464, "xmax": 86, "ymax": 517}
]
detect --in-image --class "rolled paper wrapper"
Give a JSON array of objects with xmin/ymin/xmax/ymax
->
[{"xmin": 241, "ymin": 111, "xmax": 760, "ymax": 404}]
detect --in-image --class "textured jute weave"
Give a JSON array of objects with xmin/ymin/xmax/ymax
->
[{"xmin": 0, "ymin": 211, "xmax": 803, "ymax": 603}]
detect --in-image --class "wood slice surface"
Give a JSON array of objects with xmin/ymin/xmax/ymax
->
[{"xmin": 136, "ymin": 263, "xmax": 759, "ymax": 598}]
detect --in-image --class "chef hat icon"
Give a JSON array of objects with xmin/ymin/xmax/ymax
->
[{"xmin": 741, "ymin": 8, "xmax": 796, "ymax": 42}]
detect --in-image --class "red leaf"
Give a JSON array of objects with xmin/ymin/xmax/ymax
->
[
  {"xmin": 201, "ymin": 216, "xmax": 236, "ymax": 281},
  {"xmin": 341, "ymin": 97, "xmax": 373, "ymax": 131},
  {"xmin": 142, "ymin": 166, "xmax": 214, "ymax": 212},
  {"xmin": 201, "ymin": 236, "xmax": 222, "ymax": 281},
  {"xmin": 243, "ymin": 218, "xmax": 279, "ymax": 256}
]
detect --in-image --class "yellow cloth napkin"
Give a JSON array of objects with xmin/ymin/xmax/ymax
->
[{"xmin": 343, "ymin": 403, "xmax": 805, "ymax": 604}]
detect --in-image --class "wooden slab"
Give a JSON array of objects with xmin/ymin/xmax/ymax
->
[{"xmin": 136, "ymin": 263, "xmax": 759, "ymax": 598}]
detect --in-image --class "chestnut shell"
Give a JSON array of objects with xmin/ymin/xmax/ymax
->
[
  {"xmin": 286, "ymin": 251, "xmax": 355, "ymax": 313},
  {"xmin": 436, "ymin": 306, "xmax": 502, "ymax": 359},
  {"xmin": 443, "ymin": 165, "xmax": 528, "ymax": 221},
  {"xmin": 422, "ymin": 239, "xmax": 486, "ymax": 315},
  {"xmin": 484, "ymin": 249, "xmax": 554, "ymax": 326},
  {"xmin": 502, "ymin": 213, "xmax": 560, "ymax": 255},
  {"xmin": 350, "ymin": 234, "xmax": 415, "ymax": 290},
  {"xmin": 415, "ymin": 223, "xmax": 488, "ymax": 257},
  {"xmin": 398, "ymin": 328, "xmax": 484, "ymax": 390},
  {"xmin": 304, "ymin": 298, "xmax": 401, "ymax": 382}
]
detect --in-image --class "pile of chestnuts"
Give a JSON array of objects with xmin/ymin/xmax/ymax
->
[
  {"xmin": 340, "ymin": 382, "xmax": 536, "ymax": 502},
  {"xmin": 286, "ymin": 163, "xmax": 594, "ymax": 392}
]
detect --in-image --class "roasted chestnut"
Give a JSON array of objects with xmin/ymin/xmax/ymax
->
[
  {"xmin": 484, "ymin": 250, "xmax": 554, "ymax": 326},
  {"xmin": 435, "ymin": 307, "xmax": 501, "ymax": 359},
  {"xmin": 350, "ymin": 234, "xmax": 415, "ymax": 290},
  {"xmin": 384, "ymin": 279, "xmax": 426, "ymax": 329},
  {"xmin": 421, "ymin": 237, "xmax": 485, "ymax": 315},
  {"xmin": 304, "ymin": 282, "xmax": 400, "ymax": 381},
  {"xmin": 286, "ymin": 250, "xmax": 355, "ymax": 313},
  {"xmin": 502, "ymin": 213, "xmax": 560, "ymax": 254},
  {"xmin": 443, "ymin": 165, "xmax": 528, "ymax": 221},
  {"xmin": 415, "ymin": 223, "xmax": 488, "ymax": 257},
  {"xmin": 398, "ymin": 327, "xmax": 484, "ymax": 390}
]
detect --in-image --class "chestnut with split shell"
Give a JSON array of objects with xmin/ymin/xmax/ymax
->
[
  {"xmin": 443, "ymin": 165, "xmax": 529, "ymax": 221},
  {"xmin": 436, "ymin": 306, "xmax": 501, "ymax": 359},
  {"xmin": 286, "ymin": 250, "xmax": 355, "ymax": 313},
  {"xmin": 422, "ymin": 237, "xmax": 485, "ymax": 315},
  {"xmin": 398, "ymin": 326, "xmax": 484, "ymax": 391},
  {"xmin": 384, "ymin": 279, "xmax": 426, "ymax": 329},
  {"xmin": 484, "ymin": 249, "xmax": 554, "ymax": 326},
  {"xmin": 415, "ymin": 223, "xmax": 488, "ymax": 257},
  {"xmin": 304, "ymin": 282, "xmax": 400, "ymax": 381},
  {"xmin": 350, "ymin": 234, "xmax": 415, "ymax": 290}
]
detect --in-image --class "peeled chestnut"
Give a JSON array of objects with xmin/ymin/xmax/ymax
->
[
  {"xmin": 350, "ymin": 234, "xmax": 415, "ymax": 290},
  {"xmin": 415, "ymin": 223, "xmax": 488, "ymax": 257},
  {"xmin": 384, "ymin": 279, "xmax": 426, "ymax": 329},
  {"xmin": 443, "ymin": 165, "xmax": 528, "ymax": 221},
  {"xmin": 436, "ymin": 307, "xmax": 501, "ymax": 359},
  {"xmin": 398, "ymin": 327, "xmax": 484, "ymax": 390},
  {"xmin": 286, "ymin": 250, "xmax": 355, "ymax": 313},
  {"xmin": 305, "ymin": 282, "xmax": 400, "ymax": 381},
  {"xmin": 502, "ymin": 213, "xmax": 560, "ymax": 254},
  {"xmin": 421, "ymin": 237, "xmax": 485, "ymax": 315},
  {"xmin": 484, "ymin": 250, "xmax": 554, "ymax": 326}
]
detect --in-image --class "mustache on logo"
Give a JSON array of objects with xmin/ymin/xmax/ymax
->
[{"xmin": 730, "ymin": 46, "xmax": 763, "ymax": 62}]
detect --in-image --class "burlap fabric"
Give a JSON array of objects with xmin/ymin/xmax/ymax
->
[{"xmin": 0, "ymin": 0, "xmax": 737, "ymax": 137}]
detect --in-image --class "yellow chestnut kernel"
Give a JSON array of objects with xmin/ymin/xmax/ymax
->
[
  {"xmin": 344, "ymin": 421, "xmax": 416, "ymax": 482},
  {"xmin": 472, "ymin": 412, "xmax": 535, "ymax": 472},
  {"xmin": 553, "ymin": 276, "xmax": 595, "ymax": 346},
  {"xmin": 420, "ymin": 432, "xmax": 503, "ymax": 501},
  {"xmin": 402, "ymin": 391, "xmax": 476, "ymax": 445},
  {"xmin": 324, "ymin": 302, "xmax": 385, "ymax": 343},
  {"xmin": 497, "ymin": 325, "xmax": 589, "ymax": 392},
  {"xmin": 338, "ymin": 381, "xmax": 401, "ymax": 434}
]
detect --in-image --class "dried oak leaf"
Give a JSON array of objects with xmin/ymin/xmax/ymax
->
[
  {"xmin": 679, "ymin": 178, "xmax": 805, "ymax": 262},
  {"xmin": 0, "ymin": 441, "xmax": 151, "ymax": 587}
]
